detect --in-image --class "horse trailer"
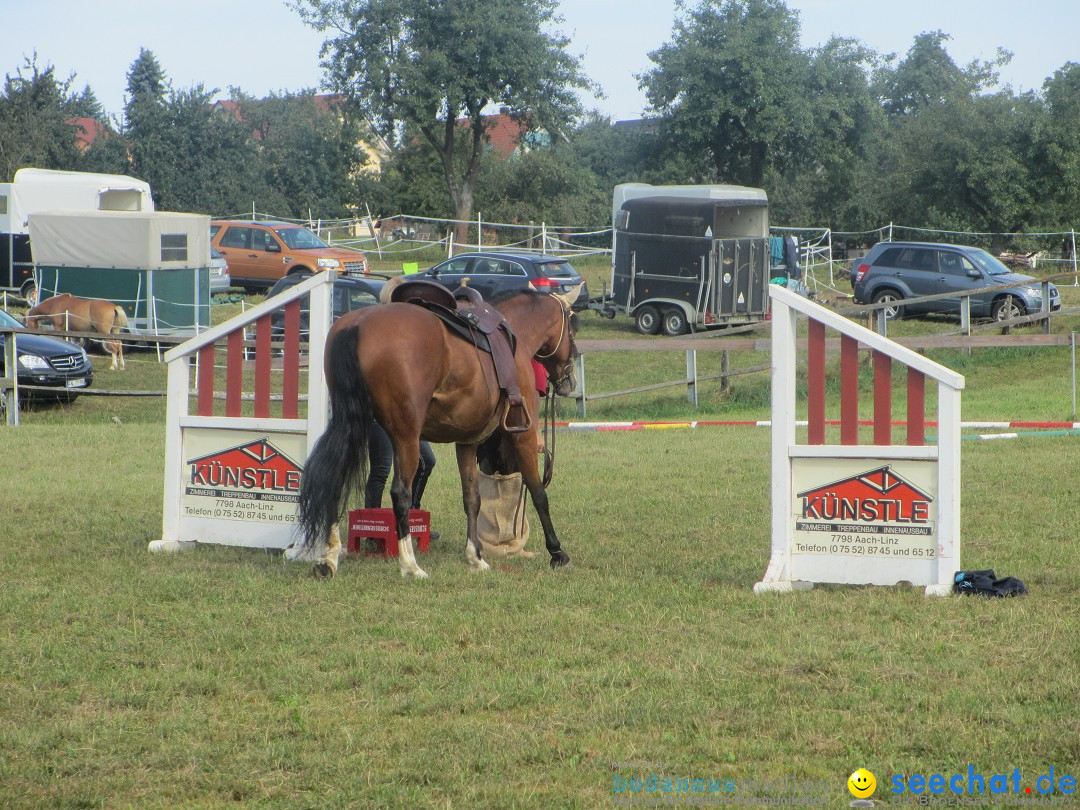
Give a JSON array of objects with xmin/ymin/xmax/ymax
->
[
  {"xmin": 593, "ymin": 183, "xmax": 777, "ymax": 335},
  {"xmin": 0, "ymin": 168, "xmax": 154, "ymax": 302},
  {"xmin": 28, "ymin": 210, "xmax": 212, "ymax": 337}
]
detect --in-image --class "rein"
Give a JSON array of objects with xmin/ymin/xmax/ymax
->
[
  {"xmin": 534, "ymin": 303, "xmax": 568, "ymax": 360},
  {"xmin": 541, "ymin": 385, "xmax": 556, "ymax": 488},
  {"xmin": 535, "ymin": 302, "xmax": 570, "ymax": 489}
]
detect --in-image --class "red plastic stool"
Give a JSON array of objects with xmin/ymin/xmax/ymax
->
[{"xmin": 346, "ymin": 508, "xmax": 431, "ymax": 556}]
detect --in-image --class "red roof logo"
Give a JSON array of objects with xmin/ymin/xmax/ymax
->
[
  {"xmin": 186, "ymin": 437, "xmax": 302, "ymax": 495},
  {"xmin": 798, "ymin": 465, "xmax": 932, "ymax": 524}
]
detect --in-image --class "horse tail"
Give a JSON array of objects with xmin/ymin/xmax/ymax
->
[
  {"xmin": 112, "ymin": 305, "xmax": 128, "ymax": 334},
  {"xmin": 296, "ymin": 325, "xmax": 371, "ymax": 551}
]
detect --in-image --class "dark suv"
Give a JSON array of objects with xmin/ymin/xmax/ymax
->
[
  {"xmin": 851, "ymin": 241, "xmax": 1060, "ymax": 321},
  {"xmin": 405, "ymin": 251, "xmax": 590, "ymax": 310}
]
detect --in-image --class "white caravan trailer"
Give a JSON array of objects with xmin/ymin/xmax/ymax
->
[{"xmin": 0, "ymin": 168, "xmax": 154, "ymax": 301}]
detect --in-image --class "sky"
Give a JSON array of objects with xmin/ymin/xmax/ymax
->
[{"xmin": 2, "ymin": 0, "xmax": 1078, "ymax": 123}]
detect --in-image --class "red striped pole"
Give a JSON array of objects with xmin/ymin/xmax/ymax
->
[{"xmin": 840, "ymin": 334, "xmax": 859, "ymax": 445}]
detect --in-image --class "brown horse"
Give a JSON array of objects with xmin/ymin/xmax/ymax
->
[
  {"xmin": 293, "ymin": 284, "xmax": 581, "ymax": 579},
  {"xmin": 26, "ymin": 293, "xmax": 129, "ymax": 370}
]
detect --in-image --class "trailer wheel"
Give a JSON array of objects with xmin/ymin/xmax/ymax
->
[
  {"xmin": 662, "ymin": 308, "xmax": 689, "ymax": 336},
  {"xmin": 635, "ymin": 305, "xmax": 661, "ymax": 335},
  {"xmin": 19, "ymin": 279, "xmax": 38, "ymax": 307}
]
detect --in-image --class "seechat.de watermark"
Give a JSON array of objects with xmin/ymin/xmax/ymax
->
[{"xmin": 890, "ymin": 767, "xmax": 1076, "ymax": 799}]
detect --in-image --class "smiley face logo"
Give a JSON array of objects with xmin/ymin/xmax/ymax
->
[{"xmin": 848, "ymin": 768, "xmax": 877, "ymax": 798}]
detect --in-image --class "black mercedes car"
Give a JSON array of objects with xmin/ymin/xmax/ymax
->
[{"xmin": 0, "ymin": 308, "xmax": 94, "ymax": 402}]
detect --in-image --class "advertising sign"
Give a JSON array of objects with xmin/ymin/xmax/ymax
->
[
  {"xmin": 178, "ymin": 428, "xmax": 306, "ymax": 548},
  {"xmin": 789, "ymin": 457, "xmax": 940, "ymax": 585}
]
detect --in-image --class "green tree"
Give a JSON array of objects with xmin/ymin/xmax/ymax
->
[
  {"xmin": 875, "ymin": 31, "xmax": 1005, "ymax": 118},
  {"xmin": 70, "ymin": 85, "xmax": 107, "ymax": 122},
  {"xmin": 121, "ymin": 51, "xmax": 264, "ymax": 214},
  {"xmin": 0, "ymin": 56, "xmax": 83, "ymax": 180},
  {"xmin": 1034, "ymin": 62, "xmax": 1080, "ymax": 228},
  {"xmin": 641, "ymin": 0, "xmax": 812, "ymax": 188},
  {"xmin": 478, "ymin": 147, "xmax": 607, "ymax": 228},
  {"xmin": 294, "ymin": 0, "xmax": 591, "ymax": 239},
  {"xmin": 152, "ymin": 86, "xmax": 265, "ymax": 214},
  {"xmin": 868, "ymin": 32, "xmax": 1034, "ymax": 236},
  {"xmin": 78, "ymin": 130, "xmax": 132, "ymax": 176},
  {"xmin": 568, "ymin": 114, "xmax": 670, "ymax": 190},
  {"xmin": 777, "ymin": 37, "xmax": 882, "ymax": 228},
  {"xmin": 230, "ymin": 91, "xmax": 367, "ymax": 219},
  {"xmin": 122, "ymin": 49, "xmax": 170, "ymax": 201}
]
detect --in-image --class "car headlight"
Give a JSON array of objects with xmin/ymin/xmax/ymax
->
[
  {"xmin": 317, "ymin": 258, "xmax": 341, "ymax": 269},
  {"xmin": 18, "ymin": 353, "xmax": 49, "ymax": 370}
]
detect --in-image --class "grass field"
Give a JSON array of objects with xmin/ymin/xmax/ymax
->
[{"xmin": 2, "ymin": 262, "xmax": 1080, "ymax": 807}]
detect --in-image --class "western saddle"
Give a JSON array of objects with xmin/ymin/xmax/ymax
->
[{"xmin": 390, "ymin": 279, "xmax": 531, "ymax": 432}]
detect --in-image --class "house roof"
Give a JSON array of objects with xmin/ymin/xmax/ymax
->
[
  {"xmin": 471, "ymin": 111, "xmax": 529, "ymax": 156},
  {"xmin": 67, "ymin": 117, "xmax": 109, "ymax": 151}
]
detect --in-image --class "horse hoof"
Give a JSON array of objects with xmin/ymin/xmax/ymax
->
[
  {"xmin": 470, "ymin": 559, "xmax": 491, "ymax": 573},
  {"xmin": 402, "ymin": 568, "xmax": 429, "ymax": 580},
  {"xmin": 313, "ymin": 560, "xmax": 337, "ymax": 579},
  {"xmin": 550, "ymin": 552, "xmax": 571, "ymax": 569}
]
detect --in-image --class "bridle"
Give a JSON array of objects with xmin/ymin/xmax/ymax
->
[{"xmin": 534, "ymin": 302, "xmax": 576, "ymax": 392}]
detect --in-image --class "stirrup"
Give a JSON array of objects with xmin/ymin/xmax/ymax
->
[{"xmin": 502, "ymin": 401, "xmax": 532, "ymax": 433}]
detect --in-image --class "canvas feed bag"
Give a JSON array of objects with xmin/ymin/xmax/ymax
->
[{"xmin": 476, "ymin": 471, "xmax": 534, "ymax": 558}]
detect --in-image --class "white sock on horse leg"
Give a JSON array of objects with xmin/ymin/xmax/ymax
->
[{"xmin": 397, "ymin": 534, "xmax": 428, "ymax": 579}]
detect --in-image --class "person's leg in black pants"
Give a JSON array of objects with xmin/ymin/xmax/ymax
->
[
  {"xmin": 366, "ymin": 423, "xmax": 437, "ymax": 510},
  {"xmin": 365, "ymin": 423, "xmax": 394, "ymax": 509}
]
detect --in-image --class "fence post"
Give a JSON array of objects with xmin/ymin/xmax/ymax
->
[
  {"xmin": 574, "ymin": 353, "xmax": 586, "ymax": 419},
  {"xmin": 1072, "ymin": 230, "xmax": 1077, "ymax": 287},
  {"xmin": 721, "ymin": 350, "xmax": 730, "ymax": 394},
  {"xmin": 366, "ymin": 203, "xmax": 383, "ymax": 259},
  {"xmin": 4, "ymin": 331, "xmax": 20, "ymax": 426},
  {"xmin": 686, "ymin": 349, "xmax": 698, "ymax": 406},
  {"xmin": 1072, "ymin": 332, "xmax": 1077, "ymax": 420},
  {"xmin": 1041, "ymin": 281, "xmax": 1051, "ymax": 335},
  {"xmin": 477, "ymin": 212, "xmax": 482, "ymax": 250},
  {"xmin": 961, "ymin": 297, "xmax": 971, "ymax": 355}
]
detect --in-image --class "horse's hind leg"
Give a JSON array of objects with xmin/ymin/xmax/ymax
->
[
  {"xmin": 314, "ymin": 521, "xmax": 343, "ymax": 579},
  {"xmin": 106, "ymin": 339, "xmax": 123, "ymax": 370},
  {"xmin": 389, "ymin": 442, "xmax": 428, "ymax": 580},
  {"xmin": 455, "ymin": 443, "xmax": 489, "ymax": 572}
]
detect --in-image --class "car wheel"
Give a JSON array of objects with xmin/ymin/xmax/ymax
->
[
  {"xmin": 662, "ymin": 308, "xmax": 690, "ymax": 336},
  {"xmin": 992, "ymin": 296, "xmax": 1026, "ymax": 323},
  {"xmin": 635, "ymin": 305, "xmax": 661, "ymax": 335},
  {"xmin": 287, "ymin": 266, "xmax": 313, "ymax": 276},
  {"xmin": 871, "ymin": 289, "xmax": 905, "ymax": 320},
  {"xmin": 19, "ymin": 280, "xmax": 38, "ymax": 307}
]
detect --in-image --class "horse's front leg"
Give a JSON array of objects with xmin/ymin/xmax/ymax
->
[
  {"xmin": 511, "ymin": 433, "xmax": 570, "ymax": 569},
  {"xmin": 390, "ymin": 444, "xmax": 428, "ymax": 580},
  {"xmin": 111, "ymin": 338, "xmax": 125, "ymax": 370},
  {"xmin": 455, "ymin": 443, "xmax": 488, "ymax": 572}
]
